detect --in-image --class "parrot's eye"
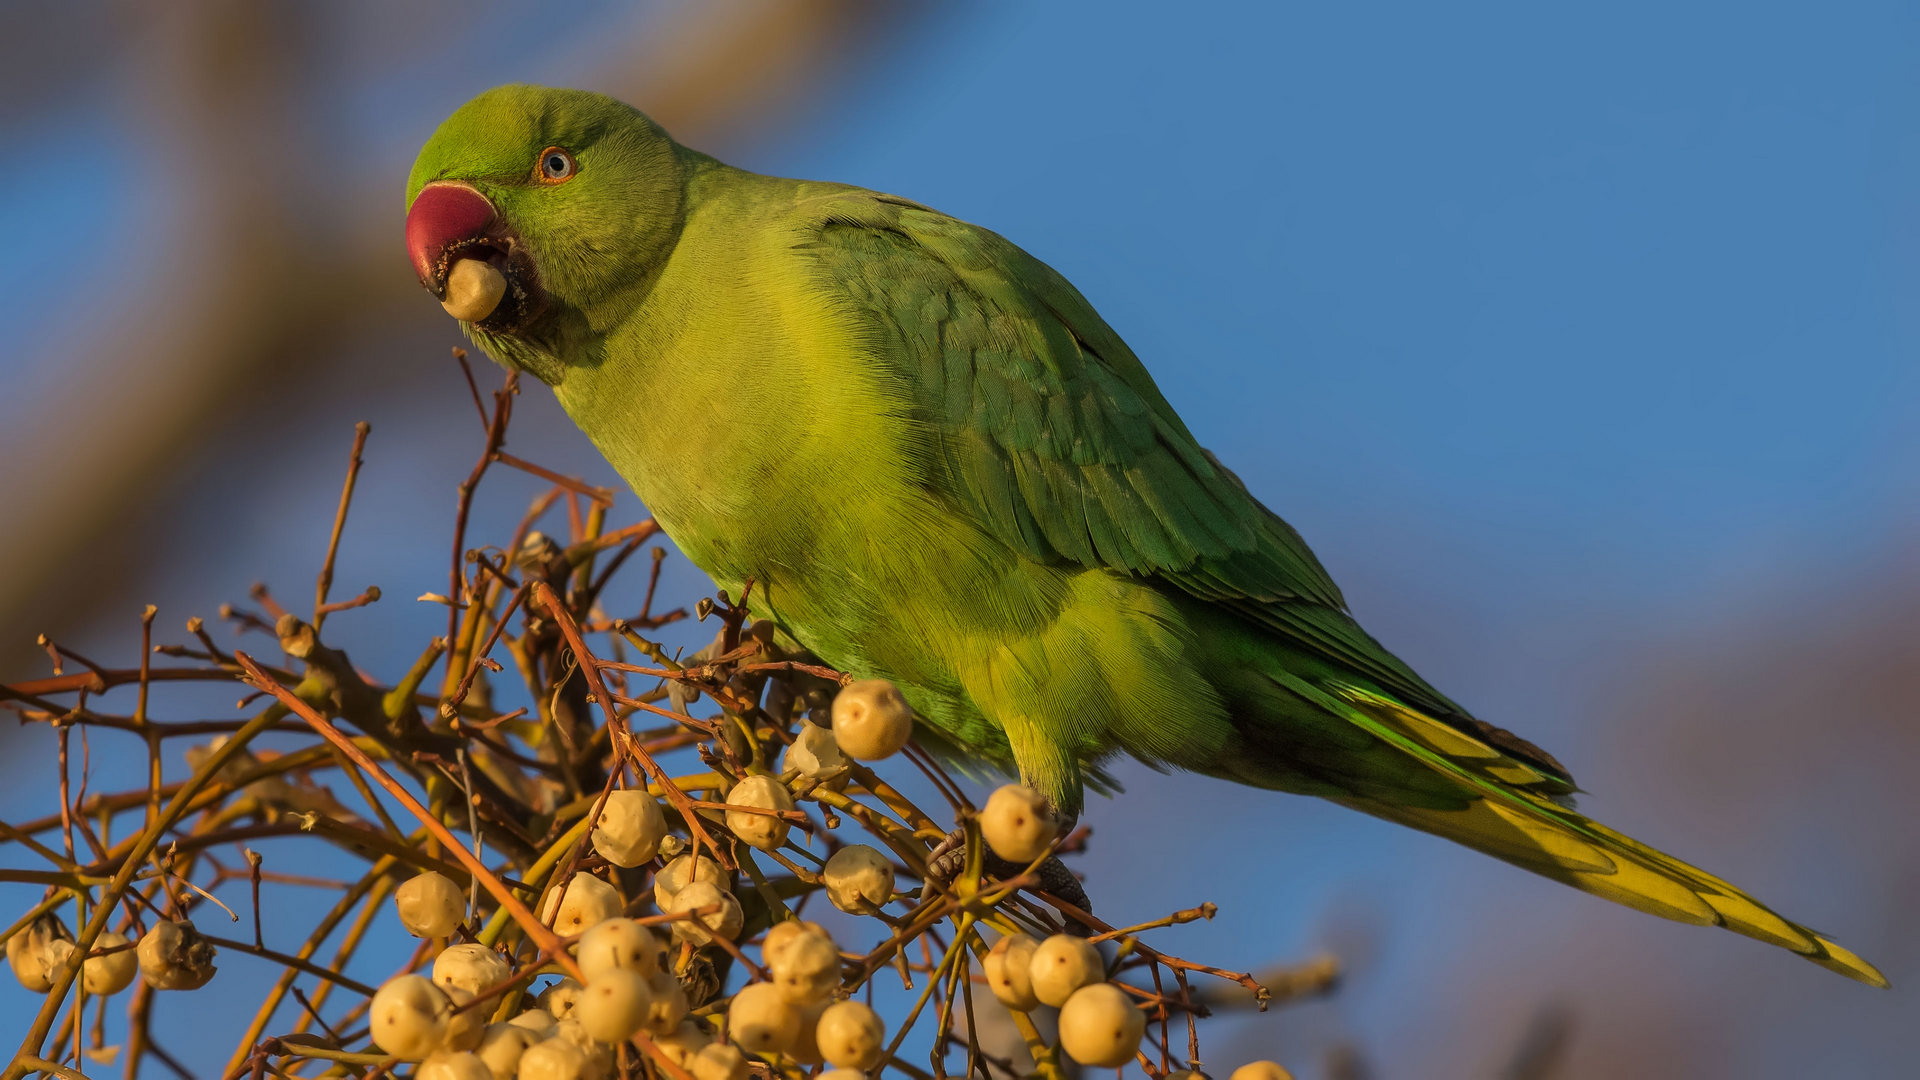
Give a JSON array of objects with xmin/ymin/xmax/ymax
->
[{"xmin": 537, "ymin": 147, "xmax": 577, "ymax": 184}]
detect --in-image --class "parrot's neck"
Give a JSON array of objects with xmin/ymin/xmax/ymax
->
[{"xmin": 547, "ymin": 161, "xmax": 903, "ymax": 600}]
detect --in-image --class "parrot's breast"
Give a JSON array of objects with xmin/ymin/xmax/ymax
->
[{"xmin": 549, "ymin": 180, "xmax": 942, "ymax": 633}]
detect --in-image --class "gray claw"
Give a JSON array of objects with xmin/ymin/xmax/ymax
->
[{"xmin": 924, "ymin": 827, "xmax": 1094, "ymax": 933}]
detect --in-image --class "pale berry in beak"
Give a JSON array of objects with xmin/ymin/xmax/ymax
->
[{"xmin": 442, "ymin": 258, "xmax": 506, "ymax": 322}]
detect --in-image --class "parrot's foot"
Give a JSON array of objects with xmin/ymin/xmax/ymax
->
[
  {"xmin": 674, "ymin": 947, "xmax": 726, "ymax": 1009},
  {"xmin": 925, "ymin": 828, "xmax": 1093, "ymax": 932},
  {"xmin": 924, "ymin": 828, "xmax": 968, "ymax": 884}
]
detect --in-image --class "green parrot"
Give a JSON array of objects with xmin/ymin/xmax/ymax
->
[{"xmin": 405, "ymin": 84, "xmax": 1884, "ymax": 986}]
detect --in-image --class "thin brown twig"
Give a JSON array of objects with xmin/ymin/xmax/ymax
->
[
  {"xmin": 441, "ymin": 585, "xmax": 529, "ymax": 715},
  {"xmin": 1033, "ymin": 890, "xmax": 1272, "ymax": 1008},
  {"xmin": 315, "ymin": 586, "xmax": 381, "ymax": 619},
  {"xmin": 452, "ymin": 347, "xmax": 489, "ymax": 432},
  {"xmin": 313, "ymin": 422, "xmax": 370, "ymax": 633},
  {"xmin": 246, "ymin": 849, "xmax": 265, "ymax": 947},
  {"xmin": 490, "ymin": 451, "xmax": 615, "ymax": 506},
  {"xmin": 1087, "ymin": 903, "xmax": 1218, "ymax": 944},
  {"xmin": 249, "ymin": 584, "xmax": 289, "ymax": 623},
  {"xmin": 39, "ymin": 634, "xmax": 111, "ymax": 679},
  {"xmin": 445, "ymin": 372, "xmax": 517, "ymax": 673},
  {"xmin": 199, "ymin": 933, "xmax": 378, "ymax": 998},
  {"xmin": 4, "ymin": 666, "xmax": 298, "ymax": 700}
]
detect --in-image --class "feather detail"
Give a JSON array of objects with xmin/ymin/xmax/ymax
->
[{"xmin": 1306, "ymin": 679, "xmax": 1887, "ymax": 987}]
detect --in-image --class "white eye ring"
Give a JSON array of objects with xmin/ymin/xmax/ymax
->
[{"xmin": 538, "ymin": 147, "xmax": 576, "ymax": 183}]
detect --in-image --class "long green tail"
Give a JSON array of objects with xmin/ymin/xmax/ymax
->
[{"xmin": 1268, "ymin": 672, "xmax": 1888, "ymax": 987}]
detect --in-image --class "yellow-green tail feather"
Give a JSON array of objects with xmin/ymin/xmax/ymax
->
[{"xmin": 1274, "ymin": 673, "xmax": 1888, "ymax": 988}]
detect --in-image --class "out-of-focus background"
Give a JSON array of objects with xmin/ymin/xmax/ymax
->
[{"xmin": 2, "ymin": 2, "xmax": 1915, "ymax": 1076}]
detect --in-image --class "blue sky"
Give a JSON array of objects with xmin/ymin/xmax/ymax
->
[{"xmin": 2, "ymin": 3, "xmax": 1915, "ymax": 1076}]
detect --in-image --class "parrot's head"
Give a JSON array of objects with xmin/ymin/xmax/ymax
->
[{"xmin": 405, "ymin": 84, "xmax": 687, "ymax": 379}]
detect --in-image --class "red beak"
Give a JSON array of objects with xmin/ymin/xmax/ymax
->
[{"xmin": 406, "ymin": 183, "xmax": 496, "ymax": 286}]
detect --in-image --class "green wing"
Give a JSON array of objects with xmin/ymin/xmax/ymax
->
[
  {"xmin": 797, "ymin": 191, "xmax": 1519, "ymax": 749},
  {"xmin": 806, "ymin": 194, "xmax": 1338, "ymax": 596}
]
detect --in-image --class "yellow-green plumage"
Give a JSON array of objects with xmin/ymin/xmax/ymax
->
[{"xmin": 406, "ymin": 85, "xmax": 1885, "ymax": 986}]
